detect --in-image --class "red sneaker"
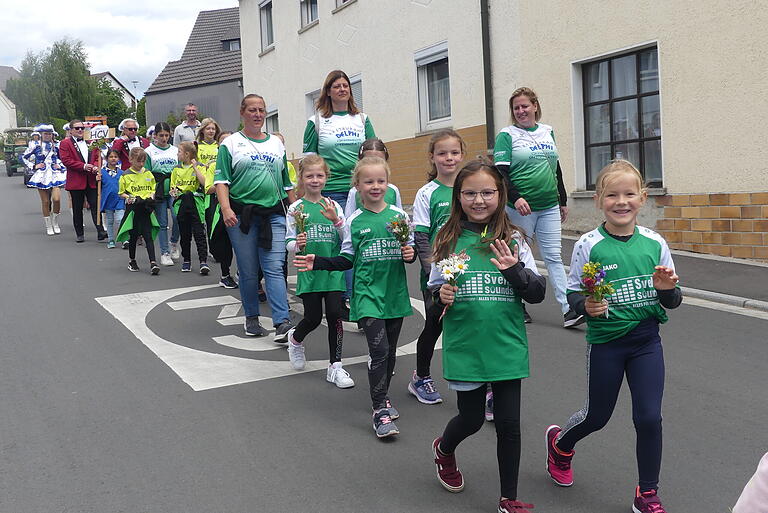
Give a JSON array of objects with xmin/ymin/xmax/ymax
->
[
  {"xmin": 498, "ymin": 498, "xmax": 534, "ymax": 512},
  {"xmin": 632, "ymin": 487, "xmax": 667, "ymax": 513},
  {"xmin": 432, "ymin": 437, "xmax": 464, "ymax": 492},
  {"xmin": 545, "ymin": 425, "xmax": 574, "ymax": 486}
]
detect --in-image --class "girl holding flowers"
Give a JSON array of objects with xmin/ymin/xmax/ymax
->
[
  {"xmin": 545, "ymin": 160, "xmax": 681, "ymax": 513},
  {"xmin": 427, "ymin": 160, "xmax": 545, "ymax": 513},
  {"xmin": 284, "ymin": 155, "xmax": 354, "ymax": 389},
  {"xmin": 294, "ymin": 156, "xmax": 416, "ymax": 439},
  {"xmin": 409, "ymin": 129, "xmax": 466, "ymax": 406}
]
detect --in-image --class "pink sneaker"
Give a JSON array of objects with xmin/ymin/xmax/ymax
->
[
  {"xmin": 432, "ymin": 437, "xmax": 464, "ymax": 492},
  {"xmin": 545, "ymin": 425, "xmax": 574, "ymax": 486},
  {"xmin": 632, "ymin": 487, "xmax": 666, "ymax": 513},
  {"xmin": 498, "ymin": 498, "xmax": 534, "ymax": 512}
]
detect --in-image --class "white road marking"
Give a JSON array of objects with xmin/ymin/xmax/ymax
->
[
  {"xmin": 682, "ymin": 297, "xmax": 768, "ymax": 321},
  {"xmin": 218, "ymin": 304, "xmax": 241, "ymax": 319},
  {"xmin": 167, "ymin": 296, "xmax": 241, "ymax": 310},
  {"xmin": 95, "ymin": 285, "xmax": 435, "ymax": 391}
]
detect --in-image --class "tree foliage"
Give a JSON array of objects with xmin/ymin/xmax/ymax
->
[{"xmin": 5, "ymin": 38, "xmax": 130, "ymax": 129}]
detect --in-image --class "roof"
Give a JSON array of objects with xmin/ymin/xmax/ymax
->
[
  {"xmin": 0, "ymin": 66, "xmax": 20, "ymax": 91},
  {"xmin": 147, "ymin": 7, "xmax": 241, "ymax": 94},
  {"xmin": 91, "ymin": 71, "xmax": 137, "ymax": 101}
]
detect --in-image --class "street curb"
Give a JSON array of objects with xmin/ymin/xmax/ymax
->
[
  {"xmin": 534, "ymin": 259, "xmax": 768, "ymax": 314},
  {"xmin": 680, "ymin": 287, "xmax": 768, "ymax": 313}
]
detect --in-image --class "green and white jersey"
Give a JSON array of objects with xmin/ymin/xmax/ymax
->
[
  {"xmin": 493, "ymin": 123, "xmax": 559, "ymax": 211},
  {"xmin": 145, "ymin": 143, "xmax": 178, "ymax": 196},
  {"xmin": 302, "ymin": 111, "xmax": 376, "ymax": 193},
  {"xmin": 214, "ymin": 132, "xmax": 293, "ymax": 208},
  {"xmin": 344, "ymin": 183, "xmax": 402, "ymax": 219},
  {"xmin": 286, "ymin": 198, "xmax": 346, "ymax": 295},
  {"xmin": 567, "ymin": 225, "xmax": 676, "ymax": 345},
  {"xmin": 427, "ymin": 230, "xmax": 538, "ymax": 382},
  {"xmin": 341, "ymin": 204, "xmax": 414, "ymax": 321},
  {"xmin": 413, "ymin": 179, "xmax": 453, "ymax": 241}
]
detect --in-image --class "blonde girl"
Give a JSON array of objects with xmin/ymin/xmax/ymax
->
[
  {"xmin": 295, "ymin": 156, "xmax": 416, "ymax": 438},
  {"xmin": 284, "ymin": 155, "xmax": 353, "ymax": 388},
  {"xmin": 171, "ymin": 141, "xmax": 209, "ymax": 274},
  {"xmin": 545, "ymin": 160, "xmax": 681, "ymax": 513}
]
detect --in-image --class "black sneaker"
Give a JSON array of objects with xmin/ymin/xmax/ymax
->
[
  {"xmin": 522, "ymin": 304, "xmax": 532, "ymax": 324},
  {"xmin": 244, "ymin": 316, "xmax": 267, "ymax": 337},
  {"xmin": 76, "ymin": 235, "xmax": 85, "ymax": 243},
  {"xmin": 181, "ymin": 261, "xmax": 192, "ymax": 272},
  {"xmin": 122, "ymin": 241, "xmax": 129, "ymax": 250},
  {"xmin": 199, "ymin": 262, "xmax": 210, "ymax": 275},
  {"xmin": 274, "ymin": 321, "xmax": 293, "ymax": 343},
  {"xmin": 373, "ymin": 408, "xmax": 399, "ymax": 438},
  {"xmin": 563, "ymin": 308, "xmax": 585, "ymax": 328},
  {"xmin": 97, "ymin": 228, "xmax": 108, "ymax": 241},
  {"xmin": 219, "ymin": 275, "xmax": 238, "ymax": 289},
  {"xmin": 128, "ymin": 260, "xmax": 140, "ymax": 272},
  {"xmin": 150, "ymin": 262, "xmax": 160, "ymax": 275}
]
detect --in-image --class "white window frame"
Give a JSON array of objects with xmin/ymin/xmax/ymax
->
[
  {"xmin": 223, "ymin": 39, "xmax": 240, "ymax": 51},
  {"xmin": 266, "ymin": 106, "xmax": 279, "ymax": 134},
  {"xmin": 415, "ymin": 41, "xmax": 451, "ymax": 132},
  {"xmin": 570, "ymin": 40, "xmax": 662, "ymax": 191},
  {"xmin": 300, "ymin": 0, "xmax": 319, "ymax": 27},
  {"xmin": 260, "ymin": 0, "xmax": 274, "ymax": 52}
]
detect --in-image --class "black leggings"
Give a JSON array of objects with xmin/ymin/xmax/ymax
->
[
  {"xmin": 128, "ymin": 210, "xmax": 156, "ymax": 262},
  {"xmin": 416, "ymin": 290, "xmax": 442, "ymax": 378},
  {"xmin": 441, "ymin": 380, "xmax": 522, "ymax": 500},
  {"xmin": 178, "ymin": 211, "xmax": 208, "ymax": 263},
  {"xmin": 294, "ymin": 291, "xmax": 344, "ymax": 364},
  {"xmin": 361, "ymin": 317, "xmax": 404, "ymax": 410}
]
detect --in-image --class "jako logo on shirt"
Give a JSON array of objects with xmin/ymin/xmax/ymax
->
[
  {"xmin": 359, "ymin": 228, "xmax": 371, "ymax": 234},
  {"xmin": 603, "ymin": 263, "xmax": 618, "ymax": 271},
  {"xmin": 438, "ymin": 201, "xmax": 450, "ymax": 207}
]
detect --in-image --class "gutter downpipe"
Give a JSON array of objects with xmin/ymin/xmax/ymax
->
[{"xmin": 480, "ymin": 0, "xmax": 494, "ymax": 153}]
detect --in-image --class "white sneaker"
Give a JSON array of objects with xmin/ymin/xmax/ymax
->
[
  {"xmin": 327, "ymin": 362, "xmax": 354, "ymax": 388},
  {"xmin": 170, "ymin": 243, "xmax": 180, "ymax": 260},
  {"xmin": 51, "ymin": 213, "xmax": 61, "ymax": 234},
  {"xmin": 44, "ymin": 217, "xmax": 54, "ymax": 236},
  {"xmin": 287, "ymin": 331, "xmax": 305, "ymax": 371},
  {"xmin": 160, "ymin": 253, "xmax": 174, "ymax": 266}
]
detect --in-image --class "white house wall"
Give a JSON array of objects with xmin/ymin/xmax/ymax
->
[{"xmin": 0, "ymin": 90, "xmax": 17, "ymax": 132}]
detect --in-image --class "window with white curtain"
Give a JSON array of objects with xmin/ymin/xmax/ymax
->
[
  {"xmin": 300, "ymin": 0, "xmax": 318, "ymax": 27},
  {"xmin": 266, "ymin": 110, "xmax": 279, "ymax": 134},
  {"xmin": 260, "ymin": 1, "xmax": 274, "ymax": 51},
  {"xmin": 583, "ymin": 47, "xmax": 661, "ymax": 188},
  {"xmin": 415, "ymin": 42, "xmax": 451, "ymax": 132}
]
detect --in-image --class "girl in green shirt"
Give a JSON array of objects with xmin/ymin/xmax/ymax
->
[
  {"xmin": 170, "ymin": 142, "xmax": 209, "ymax": 274},
  {"xmin": 428, "ymin": 160, "xmax": 545, "ymax": 513}
]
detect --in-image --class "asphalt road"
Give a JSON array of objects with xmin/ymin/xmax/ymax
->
[{"xmin": 0, "ymin": 168, "xmax": 765, "ymax": 513}]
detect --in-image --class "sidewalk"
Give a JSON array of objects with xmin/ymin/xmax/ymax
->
[{"xmin": 532, "ymin": 235, "xmax": 768, "ymax": 312}]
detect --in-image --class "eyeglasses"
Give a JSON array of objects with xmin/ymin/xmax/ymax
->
[
  {"xmin": 71, "ymin": 126, "xmax": 84, "ymax": 130},
  {"xmin": 125, "ymin": 127, "xmax": 138, "ymax": 131},
  {"xmin": 460, "ymin": 189, "xmax": 498, "ymax": 201}
]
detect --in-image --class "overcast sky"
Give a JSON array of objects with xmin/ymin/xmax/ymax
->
[{"xmin": 0, "ymin": 0, "xmax": 238, "ymax": 98}]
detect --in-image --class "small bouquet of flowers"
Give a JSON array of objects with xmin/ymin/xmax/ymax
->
[
  {"xmin": 88, "ymin": 137, "xmax": 107, "ymax": 152},
  {"xmin": 386, "ymin": 214, "xmax": 413, "ymax": 245},
  {"xmin": 579, "ymin": 261, "xmax": 615, "ymax": 318},
  {"xmin": 290, "ymin": 204, "xmax": 312, "ymax": 254},
  {"xmin": 437, "ymin": 251, "xmax": 470, "ymax": 321}
]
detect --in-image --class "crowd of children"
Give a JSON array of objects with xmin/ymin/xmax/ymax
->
[{"xmin": 23, "ymin": 110, "xmax": 682, "ymax": 513}]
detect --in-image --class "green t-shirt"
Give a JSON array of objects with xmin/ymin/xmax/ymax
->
[
  {"xmin": 413, "ymin": 179, "xmax": 453, "ymax": 241},
  {"xmin": 567, "ymin": 225, "xmax": 676, "ymax": 344},
  {"xmin": 341, "ymin": 204, "xmax": 414, "ymax": 321},
  {"xmin": 118, "ymin": 168, "xmax": 156, "ymax": 199},
  {"xmin": 302, "ymin": 111, "xmax": 376, "ymax": 193},
  {"xmin": 286, "ymin": 198, "xmax": 346, "ymax": 295},
  {"xmin": 493, "ymin": 123, "xmax": 559, "ymax": 211},
  {"xmin": 214, "ymin": 132, "xmax": 293, "ymax": 208},
  {"xmin": 429, "ymin": 229, "xmax": 537, "ymax": 382},
  {"xmin": 145, "ymin": 143, "xmax": 178, "ymax": 196}
]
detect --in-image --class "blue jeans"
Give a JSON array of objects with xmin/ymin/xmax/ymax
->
[
  {"xmin": 324, "ymin": 190, "xmax": 353, "ymax": 300},
  {"xmin": 506, "ymin": 204, "xmax": 569, "ymax": 313},
  {"xmin": 104, "ymin": 209, "xmax": 125, "ymax": 242},
  {"xmin": 226, "ymin": 213, "xmax": 290, "ymax": 325},
  {"xmin": 155, "ymin": 196, "xmax": 179, "ymax": 255}
]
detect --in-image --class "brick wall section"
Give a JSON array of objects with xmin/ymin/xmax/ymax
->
[
  {"xmin": 656, "ymin": 193, "xmax": 768, "ymax": 261},
  {"xmin": 386, "ymin": 125, "xmax": 489, "ymax": 204}
]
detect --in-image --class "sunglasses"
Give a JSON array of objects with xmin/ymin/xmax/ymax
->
[
  {"xmin": 71, "ymin": 127, "xmax": 84, "ymax": 130},
  {"xmin": 125, "ymin": 127, "xmax": 138, "ymax": 131}
]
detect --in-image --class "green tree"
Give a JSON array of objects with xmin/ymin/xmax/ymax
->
[
  {"xmin": 92, "ymin": 77, "xmax": 129, "ymax": 128},
  {"xmin": 136, "ymin": 97, "xmax": 146, "ymax": 127}
]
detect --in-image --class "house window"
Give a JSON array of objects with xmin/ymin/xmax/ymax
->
[
  {"xmin": 223, "ymin": 39, "xmax": 240, "ymax": 51},
  {"xmin": 335, "ymin": 0, "xmax": 354, "ymax": 7},
  {"xmin": 301, "ymin": 0, "xmax": 318, "ymax": 26},
  {"xmin": 260, "ymin": 0, "xmax": 274, "ymax": 51},
  {"xmin": 266, "ymin": 110, "xmax": 279, "ymax": 134},
  {"xmin": 583, "ymin": 47, "xmax": 661, "ymax": 188},
  {"xmin": 415, "ymin": 42, "xmax": 451, "ymax": 132}
]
